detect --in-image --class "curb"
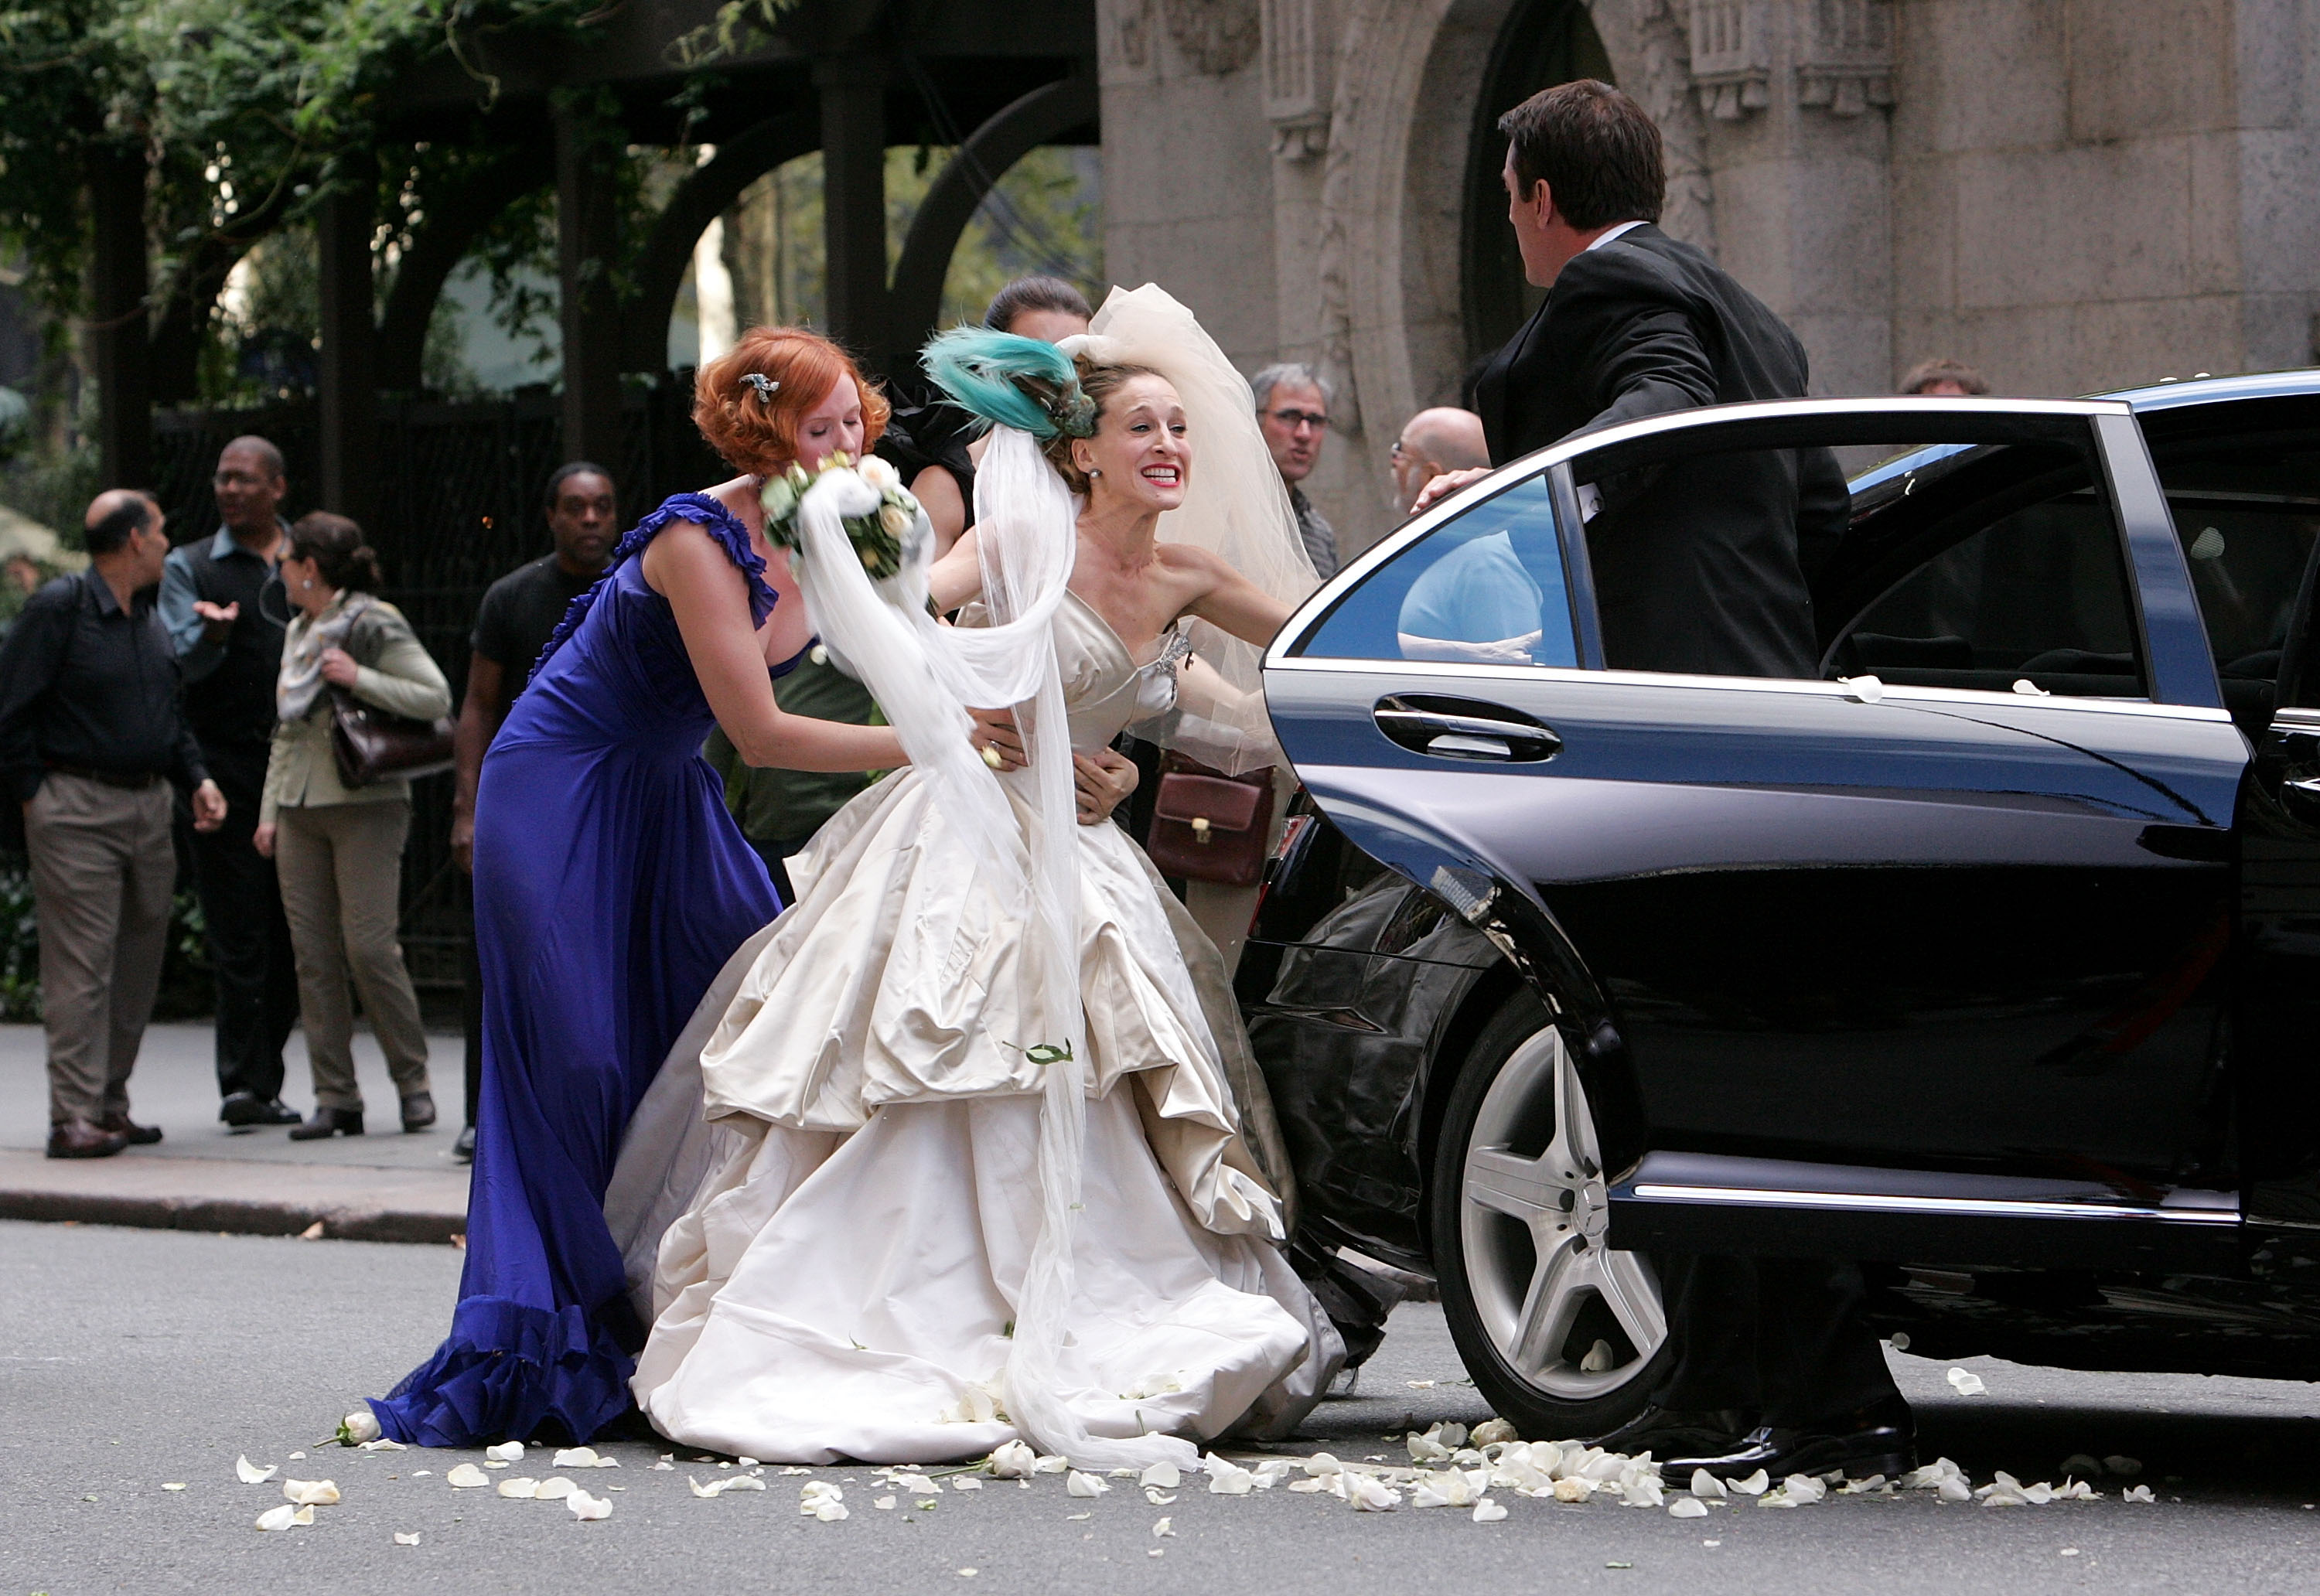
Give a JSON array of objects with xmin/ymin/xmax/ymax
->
[{"xmin": 0, "ymin": 1189, "xmax": 462, "ymax": 1245}]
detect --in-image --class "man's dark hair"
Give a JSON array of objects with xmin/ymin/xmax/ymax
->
[
  {"xmin": 221, "ymin": 434, "xmax": 286, "ymax": 480},
  {"xmin": 1498, "ymin": 79, "xmax": 1664, "ymax": 229},
  {"xmin": 984, "ymin": 276, "xmax": 1094, "ymax": 333},
  {"xmin": 1899, "ymin": 357, "xmax": 1990, "ymax": 396},
  {"xmin": 542, "ymin": 461, "xmax": 615, "ymax": 513},
  {"xmin": 85, "ymin": 493, "xmax": 157, "ymax": 557}
]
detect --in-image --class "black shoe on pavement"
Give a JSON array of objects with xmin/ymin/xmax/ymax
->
[
  {"xmin": 95, "ymin": 1112, "xmax": 162, "ymax": 1146},
  {"xmin": 453, "ymin": 1124, "xmax": 476, "ymax": 1163},
  {"xmin": 1665, "ymin": 1399, "xmax": 1916, "ymax": 1482},
  {"xmin": 1588, "ymin": 1405, "xmax": 1753, "ymax": 1459},
  {"xmin": 47, "ymin": 1117, "xmax": 131, "ymax": 1159},
  {"xmin": 288, "ymin": 1107, "xmax": 365, "ymax": 1141},
  {"xmin": 401, "ymin": 1092, "xmax": 437, "ymax": 1133},
  {"xmin": 220, "ymin": 1093, "xmax": 302, "ymax": 1128}
]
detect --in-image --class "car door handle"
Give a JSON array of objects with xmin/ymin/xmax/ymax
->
[{"xmin": 1373, "ymin": 695, "xmax": 1561, "ymax": 762}]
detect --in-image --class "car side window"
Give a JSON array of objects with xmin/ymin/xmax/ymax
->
[
  {"xmin": 1824, "ymin": 443, "xmax": 2148, "ymax": 699},
  {"xmin": 1293, "ymin": 475, "xmax": 1578, "ymax": 667}
]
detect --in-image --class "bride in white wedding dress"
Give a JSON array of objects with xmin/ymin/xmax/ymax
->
[{"xmin": 609, "ymin": 287, "xmax": 1346, "ymax": 1468}]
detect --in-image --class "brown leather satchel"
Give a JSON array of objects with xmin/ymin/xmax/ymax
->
[
  {"xmin": 329, "ymin": 687, "xmax": 455, "ymax": 788},
  {"xmin": 1145, "ymin": 752, "xmax": 1274, "ymax": 886}
]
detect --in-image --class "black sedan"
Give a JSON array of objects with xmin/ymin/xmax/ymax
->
[{"xmin": 1240, "ymin": 372, "xmax": 2320, "ymax": 1441}]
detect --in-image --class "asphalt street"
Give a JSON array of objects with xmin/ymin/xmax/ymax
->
[{"xmin": 6, "ymin": 1219, "xmax": 2320, "ymax": 1595}]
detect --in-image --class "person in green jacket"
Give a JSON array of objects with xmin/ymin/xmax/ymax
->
[{"xmin": 702, "ymin": 648, "xmax": 879, "ymax": 902}]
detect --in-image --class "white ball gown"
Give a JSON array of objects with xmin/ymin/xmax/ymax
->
[{"xmin": 608, "ymin": 590, "xmax": 1343, "ymax": 1465}]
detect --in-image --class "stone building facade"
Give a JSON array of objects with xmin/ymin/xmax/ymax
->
[{"xmin": 1099, "ymin": 0, "xmax": 2320, "ymax": 556}]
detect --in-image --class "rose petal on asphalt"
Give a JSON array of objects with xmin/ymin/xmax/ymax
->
[
  {"xmin": 1066, "ymin": 1471, "xmax": 1109, "ymax": 1497},
  {"xmin": 281, "ymin": 1479, "xmax": 340, "ymax": 1506},
  {"xmin": 1141, "ymin": 1461, "xmax": 1181, "ymax": 1489},
  {"xmin": 1946, "ymin": 1368, "xmax": 1987, "ymax": 1396},
  {"xmin": 162, "ymin": 1483, "xmax": 186, "ymax": 1492},
  {"xmin": 1204, "ymin": 1454, "xmax": 1254, "ymax": 1495},
  {"xmin": 1470, "ymin": 1419, "xmax": 1518, "ymax": 1447},
  {"xmin": 691, "ymin": 1477, "xmax": 726, "ymax": 1499},
  {"xmin": 568, "ymin": 1489, "xmax": 612, "ymax": 1520},
  {"xmin": 534, "ymin": 1478, "xmax": 578, "ymax": 1501},
  {"xmin": 1669, "ymin": 1497, "xmax": 1710, "ymax": 1518},
  {"xmin": 1691, "ymin": 1469, "xmax": 1728, "ymax": 1499},
  {"xmin": 357, "ymin": 1439, "xmax": 406, "ymax": 1452},
  {"xmin": 1551, "ymin": 1477, "xmax": 1592, "ymax": 1502},
  {"xmin": 723, "ymin": 1477, "xmax": 767, "ymax": 1492},
  {"xmin": 236, "ymin": 1456, "xmax": 278, "ymax": 1485},
  {"xmin": 497, "ymin": 1478, "xmax": 539, "ymax": 1499},
  {"xmin": 2124, "ymin": 1484, "xmax": 2155, "ymax": 1503},
  {"xmin": 1344, "ymin": 1473, "xmax": 1401, "ymax": 1512},
  {"xmin": 485, "ymin": 1442, "xmax": 525, "ymax": 1463},
  {"xmin": 1405, "ymin": 1380, "xmax": 1435, "ymax": 1390},
  {"xmin": 875, "ymin": 1495, "xmax": 897, "ymax": 1510},
  {"xmin": 1152, "ymin": 1516, "xmax": 1175, "ymax": 1537},
  {"xmin": 552, "ymin": 1448, "xmax": 617, "ymax": 1469},
  {"xmin": 1145, "ymin": 1488, "xmax": 1177, "ymax": 1506},
  {"xmin": 1033, "ymin": 1455, "xmax": 1070, "ymax": 1474},
  {"xmin": 1730, "ymin": 1469, "xmax": 1769, "ymax": 1496},
  {"xmin": 287, "ymin": 1452, "xmax": 305, "ymax": 1461},
  {"xmin": 1472, "ymin": 1497, "xmax": 1508, "ymax": 1523},
  {"xmin": 952, "ymin": 1476, "xmax": 983, "ymax": 1490},
  {"xmin": 254, "ymin": 1503, "xmax": 298, "ymax": 1532},
  {"xmin": 1939, "ymin": 1478, "xmax": 1973, "ymax": 1502},
  {"xmin": 446, "ymin": 1464, "xmax": 490, "ymax": 1489},
  {"xmin": 393, "ymin": 1532, "xmax": 420, "ymax": 1545}
]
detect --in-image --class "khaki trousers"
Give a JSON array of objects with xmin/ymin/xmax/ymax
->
[
  {"xmin": 274, "ymin": 801, "xmax": 431, "ymax": 1113},
  {"xmin": 25, "ymin": 772, "xmax": 176, "ymax": 1126}
]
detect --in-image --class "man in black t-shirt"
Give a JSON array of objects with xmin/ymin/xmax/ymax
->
[{"xmin": 449, "ymin": 462, "xmax": 616, "ymax": 1158}]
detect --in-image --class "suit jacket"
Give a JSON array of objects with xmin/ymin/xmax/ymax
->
[{"xmin": 1471, "ymin": 223, "xmax": 1846, "ymax": 678}]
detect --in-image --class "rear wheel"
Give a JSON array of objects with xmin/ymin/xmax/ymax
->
[{"xmin": 1431, "ymin": 990, "xmax": 1670, "ymax": 1440}]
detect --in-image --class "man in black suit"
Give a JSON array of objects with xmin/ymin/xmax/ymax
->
[{"xmin": 1421, "ymin": 80, "xmax": 1909, "ymax": 1480}]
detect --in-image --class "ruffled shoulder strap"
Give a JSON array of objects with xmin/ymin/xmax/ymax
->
[{"xmin": 528, "ymin": 491, "xmax": 779, "ymax": 682}]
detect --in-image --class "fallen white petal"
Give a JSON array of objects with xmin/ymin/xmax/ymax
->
[
  {"xmin": 1730, "ymin": 1469, "xmax": 1769, "ymax": 1497},
  {"xmin": 1141, "ymin": 1461, "xmax": 1181, "ymax": 1489},
  {"xmin": 1470, "ymin": 1419, "xmax": 1519, "ymax": 1447},
  {"xmin": 1938, "ymin": 1478, "xmax": 1973, "ymax": 1503},
  {"xmin": 497, "ymin": 1478, "xmax": 540, "ymax": 1499},
  {"xmin": 254, "ymin": 1503, "xmax": 299, "ymax": 1532},
  {"xmin": 1302, "ymin": 1451, "xmax": 1343, "ymax": 1476},
  {"xmin": 738, "ymin": 1457, "xmax": 759, "ymax": 1468},
  {"xmin": 1781, "ymin": 1474, "xmax": 1827, "ymax": 1505},
  {"xmin": 1405, "ymin": 1379, "xmax": 1436, "ymax": 1390},
  {"xmin": 1204, "ymin": 1454, "xmax": 1254, "ymax": 1495},
  {"xmin": 286, "ymin": 1451, "xmax": 305, "ymax": 1461},
  {"xmin": 1669, "ymin": 1497, "xmax": 1710, "ymax": 1518},
  {"xmin": 534, "ymin": 1478, "xmax": 578, "ymax": 1501},
  {"xmin": 485, "ymin": 1441, "xmax": 526, "ymax": 1463},
  {"xmin": 411, "ymin": 1470, "xmax": 432, "ymax": 1478},
  {"xmin": 357, "ymin": 1438, "xmax": 406, "ymax": 1452},
  {"xmin": 281, "ymin": 1479, "xmax": 339, "ymax": 1506},
  {"xmin": 2123, "ymin": 1484, "xmax": 2155, "ymax": 1503},
  {"xmin": 1691, "ymin": 1468, "xmax": 1728, "ymax": 1499},
  {"xmin": 1841, "ymin": 674, "xmax": 1885, "ymax": 703},
  {"xmin": 393, "ymin": 1531, "xmax": 420, "ymax": 1545},
  {"xmin": 162, "ymin": 1483, "xmax": 186, "ymax": 1492},
  {"xmin": 650, "ymin": 1461, "xmax": 674, "ymax": 1472},
  {"xmin": 1066, "ymin": 1471, "xmax": 1109, "ymax": 1497},
  {"xmin": 1406, "ymin": 1431, "xmax": 1452, "ymax": 1463},
  {"xmin": 1066, "ymin": 1512, "xmax": 1091, "ymax": 1522},
  {"xmin": 1551, "ymin": 1477, "xmax": 1592, "ymax": 1502},
  {"xmin": 1946, "ymin": 1368, "xmax": 1988, "ymax": 1396},
  {"xmin": 691, "ymin": 1477, "xmax": 727, "ymax": 1499},
  {"xmin": 1287, "ymin": 1478, "xmax": 1330, "ymax": 1494},
  {"xmin": 551, "ymin": 1447, "xmax": 619, "ymax": 1469},
  {"xmin": 445, "ymin": 1464, "xmax": 490, "ymax": 1489},
  {"xmin": 235, "ymin": 1456, "xmax": 278, "ymax": 1485},
  {"xmin": 875, "ymin": 1495, "xmax": 897, "ymax": 1510},
  {"xmin": 1032, "ymin": 1454, "xmax": 1071, "ymax": 1474},
  {"xmin": 1152, "ymin": 1516, "xmax": 1175, "ymax": 1537},
  {"xmin": 722, "ymin": 1476, "xmax": 767, "ymax": 1492},
  {"xmin": 1145, "ymin": 1488, "xmax": 1177, "ymax": 1506},
  {"xmin": 1580, "ymin": 1339, "xmax": 1616, "ymax": 1373},
  {"xmin": 952, "ymin": 1475, "xmax": 982, "ymax": 1490},
  {"xmin": 568, "ymin": 1489, "xmax": 612, "ymax": 1520},
  {"xmin": 1344, "ymin": 1473, "xmax": 1401, "ymax": 1512},
  {"xmin": 1472, "ymin": 1497, "xmax": 1508, "ymax": 1523},
  {"xmin": 1250, "ymin": 1459, "xmax": 1296, "ymax": 1489},
  {"xmin": 811, "ymin": 1501, "xmax": 849, "ymax": 1522}
]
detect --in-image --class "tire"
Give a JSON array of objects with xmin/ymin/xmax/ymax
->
[{"xmin": 1430, "ymin": 989, "xmax": 1672, "ymax": 1441}]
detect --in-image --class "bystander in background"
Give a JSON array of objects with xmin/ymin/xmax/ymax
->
[
  {"xmin": 1390, "ymin": 407, "xmax": 1489, "ymax": 516},
  {"xmin": 1899, "ymin": 357, "xmax": 1988, "ymax": 397},
  {"xmin": 447, "ymin": 462, "xmax": 616, "ymax": 1160},
  {"xmin": 255, "ymin": 513, "xmax": 449, "ymax": 1142},
  {"xmin": 159, "ymin": 435, "xmax": 300, "ymax": 1130},
  {"xmin": 1252, "ymin": 363, "xmax": 1340, "ymax": 578},
  {"xmin": 0, "ymin": 490, "xmax": 227, "ymax": 1158}
]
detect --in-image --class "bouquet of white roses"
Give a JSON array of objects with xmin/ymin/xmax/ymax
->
[{"xmin": 759, "ymin": 452, "xmax": 922, "ymax": 582}]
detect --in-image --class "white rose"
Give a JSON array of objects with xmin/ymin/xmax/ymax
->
[
  {"xmin": 760, "ymin": 477, "xmax": 797, "ymax": 522},
  {"xmin": 879, "ymin": 503, "xmax": 913, "ymax": 537},
  {"xmin": 857, "ymin": 455, "xmax": 899, "ymax": 493},
  {"xmin": 335, "ymin": 1410, "xmax": 380, "ymax": 1446}
]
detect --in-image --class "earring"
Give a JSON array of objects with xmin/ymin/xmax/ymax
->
[{"xmin": 1087, "ymin": 468, "xmax": 1100, "ymax": 477}]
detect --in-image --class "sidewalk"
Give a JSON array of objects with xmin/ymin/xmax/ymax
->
[{"xmin": 0, "ymin": 1021, "xmax": 469, "ymax": 1243}]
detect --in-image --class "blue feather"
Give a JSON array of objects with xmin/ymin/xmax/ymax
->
[{"xmin": 922, "ymin": 327, "xmax": 1080, "ymax": 438}]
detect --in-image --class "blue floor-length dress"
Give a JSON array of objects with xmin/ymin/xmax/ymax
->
[{"xmin": 371, "ymin": 494, "xmax": 790, "ymax": 1446}]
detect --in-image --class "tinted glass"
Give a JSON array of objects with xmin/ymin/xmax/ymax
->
[
  {"xmin": 2154, "ymin": 440, "xmax": 2320, "ymax": 677},
  {"xmin": 1295, "ymin": 475, "xmax": 1577, "ymax": 667},
  {"xmin": 1827, "ymin": 446, "xmax": 2146, "ymax": 697}
]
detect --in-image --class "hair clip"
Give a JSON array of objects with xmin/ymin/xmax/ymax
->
[{"xmin": 742, "ymin": 372, "xmax": 780, "ymax": 402}]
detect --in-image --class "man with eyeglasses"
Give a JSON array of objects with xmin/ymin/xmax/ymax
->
[
  {"xmin": 157, "ymin": 435, "xmax": 302, "ymax": 1130},
  {"xmin": 1250, "ymin": 363, "xmax": 1340, "ymax": 579}
]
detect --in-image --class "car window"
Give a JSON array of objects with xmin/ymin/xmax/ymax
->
[
  {"xmin": 2151, "ymin": 437, "xmax": 2320, "ymax": 683},
  {"xmin": 1294, "ymin": 475, "xmax": 1578, "ymax": 667},
  {"xmin": 1823, "ymin": 442, "xmax": 2148, "ymax": 698}
]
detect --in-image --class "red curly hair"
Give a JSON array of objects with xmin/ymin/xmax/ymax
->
[{"xmin": 693, "ymin": 326, "xmax": 892, "ymax": 476}]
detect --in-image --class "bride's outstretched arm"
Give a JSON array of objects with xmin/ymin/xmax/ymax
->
[
  {"xmin": 926, "ymin": 524, "xmax": 986, "ymax": 613},
  {"xmin": 647, "ymin": 520, "xmax": 909, "ymax": 773},
  {"xmin": 1172, "ymin": 544, "xmax": 1294, "ymax": 649}
]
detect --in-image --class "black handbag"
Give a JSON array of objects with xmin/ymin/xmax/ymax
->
[{"xmin": 329, "ymin": 687, "xmax": 455, "ymax": 788}]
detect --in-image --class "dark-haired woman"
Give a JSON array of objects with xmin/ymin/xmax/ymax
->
[
  {"xmin": 255, "ymin": 513, "xmax": 450, "ymax": 1141},
  {"xmin": 367, "ymin": 327, "xmax": 1010, "ymax": 1450}
]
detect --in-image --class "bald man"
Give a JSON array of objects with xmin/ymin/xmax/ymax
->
[
  {"xmin": 0, "ymin": 490, "xmax": 226, "ymax": 1156},
  {"xmin": 1391, "ymin": 408, "xmax": 1490, "ymax": 515}
]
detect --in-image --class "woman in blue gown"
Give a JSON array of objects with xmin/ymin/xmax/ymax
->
[{"xmin": 371, "ymin": 330, "xmax": 950, "ymax": 1445}]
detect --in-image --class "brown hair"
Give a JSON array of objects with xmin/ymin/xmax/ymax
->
[
  {"xmin": 1497, "ymin": 79, "xmax": 1663, "ymax": 230},
  {"xmin": 1033, "ymin": 357, "xmax": 1165, "ymax": 496},
  {"xmin": 984, "ymin": 276, "xmax": 1094, "ymax": 333},
  {"xmin": 1899, "ymin": 357, "xmax": 1990, "ymax": 396},
  {"xmin": 288, "ymin": 511, "xmax": 384, "ymax": 592},
  {"xmin": 693, "ymin": 326, "xmax": 892, "ymax": 476}
]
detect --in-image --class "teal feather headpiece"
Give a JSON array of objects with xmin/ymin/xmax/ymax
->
[{"xmin": 922, "ymin": 327, "xmax": 1099, "ymax": 440}]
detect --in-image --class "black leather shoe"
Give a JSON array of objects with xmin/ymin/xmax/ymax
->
[
  {"xmin": 95, "ymin": 1112, "xmax": 162, "ymax": 1146},
  {"xmin": 47, "ymin": 1117, "xmax": 131, "ymax": 1159},
  {"xmin": 401, "ymin": 1092, "xmax": 437, "ymax": 1133},
  {"xmin": 1588, "ymin": 1405, "xmax": 1753, "ymax": 1458},
  {"xmin": 1666, "ymin": 1399, "xmax": 1916, "ymax": 1482},
  {"xmin": 220, "ymin": 1093, "xmax": 302, "ymax": 1128},
  {"xmin": 288, "ymin": 1107, "xmax": 364, "ymax": 1141},
  {"xmin": 453, "ymin": 1124, "xmax": 476, "ymax": 1163}
]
